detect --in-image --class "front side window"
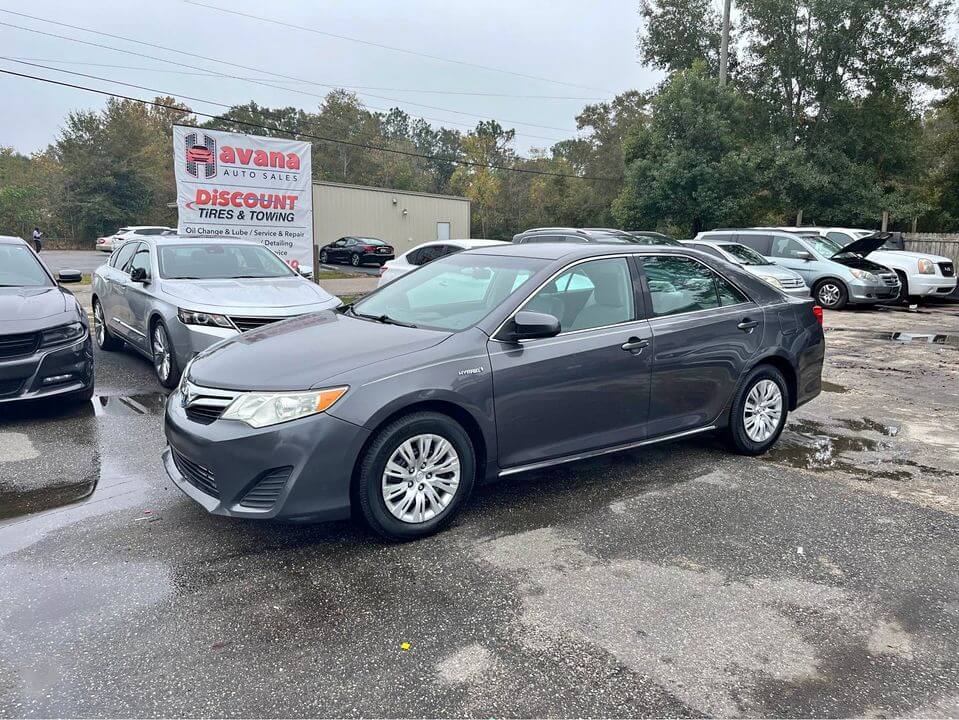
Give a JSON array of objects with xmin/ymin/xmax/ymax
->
[
  {"xmin": 0, "ymin": 244, "xmax": 52, "ymax": 287},
  {"xmin": 770, "ymin": 236, "xmax": 809, "ymax": 259},
  {"xmin": 643, "ymin": 256, "xmax": 747, "ymax": 317},
  {"xmin": 157, "ymin": 244, "xmax": 295, "ymax": 280},
  {"xmin": 524, "ymin": 258, "xmax": 635, "ymax": 333},
  {"xmin": 128, "ymin": 244, "xmax": 151, "ymax": 276},
  {"xmin": 353, "ymin": 254, "xmax": 544, "ymax": 331}
]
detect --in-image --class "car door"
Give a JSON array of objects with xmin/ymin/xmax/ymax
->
[
  {"xmin": 489, "ymin": 256, "xmax": 653, "ymax": 469},
  {"xmin": 101, "ymin": 240, "xmax": 139, "ymax": 340},
  {"xmin": 124, "ymin": 243, "xmax": 155, "ymax": 352},
  {"xmin": 640, "ymin": 254, "xmax": 764, "ymax": 438},
  {"xmin": 330, "ymin": 238, "xmax": 348, "ymax": 261}
]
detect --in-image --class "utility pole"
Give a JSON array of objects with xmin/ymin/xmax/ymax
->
[{"xmin": 719, "ymin": 0, "xmax": 732, "ymax": 85}]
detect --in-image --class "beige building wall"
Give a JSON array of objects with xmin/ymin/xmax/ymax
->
[{"xmin": 312, "ymin": 182, "xmax": 471, "ymax": 256}]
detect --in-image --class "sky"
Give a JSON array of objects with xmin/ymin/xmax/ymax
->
[{"xmin": 0, "ymin": 0, "xmax": 661, "ymax": 156}]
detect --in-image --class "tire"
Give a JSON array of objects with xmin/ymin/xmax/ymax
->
[
  {"xmin": 319, "ymin": 249, "xmax": 328, "ymax": 264},
  {"xmin": 92, "ymin": 298, "xmax": 122, "ymax": 351},
  {"xmin": 357, "ymin": 412, "xmax": 476, "ymax": 541},
  {"xmin": 895, "ymin": 271, "xmax": 921, "ymax": 304},
  {"xmin": 813, "ymin": 279, "xmax": 848, "ymax": 310},
  {"xmin": 723, "ymin": 365, "xmax": 789, "ymax": 455},
  {"xmin": 350, "ymin": 253, "xmax": 361, "ymax": 267},
  {"xmin": 150, "ymin": 320, "xmax": 181, "ymax": 389}
]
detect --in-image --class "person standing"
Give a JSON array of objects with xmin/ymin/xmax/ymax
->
[{"xmin": 32, "ymin": 226, "xmax": 43, "ymax": 252}]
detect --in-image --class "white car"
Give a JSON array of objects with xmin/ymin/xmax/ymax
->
[
  {"xmin": 96, "ymin": 226, "xmax": 176, "ymax": 252},
  {"xmin": 782, "ymin": 227, "xmax": 956, "ymax": 301},
  {"xmin": 377, "ymin": 239, "xmax": 504, "ymax": 286}
]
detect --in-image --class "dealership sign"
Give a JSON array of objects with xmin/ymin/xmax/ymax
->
[{"xmin": 172, "ymin": 125, "xmax": 313, "ymax": 269}]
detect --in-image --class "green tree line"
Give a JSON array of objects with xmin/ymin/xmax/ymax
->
[{"xmin": 1, "ymin": 0, "xmax": 957, "ymax": 243}]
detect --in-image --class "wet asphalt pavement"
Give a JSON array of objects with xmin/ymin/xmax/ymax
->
[{"xmin": 1, "ymin": 305, "xmax": 959, "ymax": 717}]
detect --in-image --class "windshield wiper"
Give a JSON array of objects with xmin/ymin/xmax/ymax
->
[{"xmin": 355, "ymin": 312, "xmax": 417, "ymax": 328}]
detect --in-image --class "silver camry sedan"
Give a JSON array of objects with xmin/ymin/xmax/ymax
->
[{"xmin": 92, "ymin": 236, "xmax": 340, "ymax": 387}]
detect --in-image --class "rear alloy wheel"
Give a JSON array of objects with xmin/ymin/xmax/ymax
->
[
  {"xmin": 814, "ymin": 280, "xmax": 847, "ymax": 310},
  {"xmin": 92, "ymin": 299, "xmax": 122, "ymax": 351},
  {"xmin": 357, "ymin": 412, "xmax": 475, "ymax": 540},
  {"xmin": 350, "ymin": 253, "xmax": 361, "ymax": 267},
  {"xmin": 151, "ymin": 321, "xmax": 181, "ymax": 389},
  {"xmin": 723, "ymin": 365, "xmax": 788, "ymax": 455}
]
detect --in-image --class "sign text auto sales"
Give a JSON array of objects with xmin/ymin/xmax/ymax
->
[{"xmin": 173, "ymin": 125, "xmax": 314, "ymax": 269}]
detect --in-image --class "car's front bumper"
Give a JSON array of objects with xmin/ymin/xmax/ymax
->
[
  {"xmin": 908, "ymin": 274, "xmax": 958, "ymax": 297},
  {"xmin": 163, "ymin": 386, "xmax": 370, "ymax": 521},
  {"xmin": 0, "ymin": 334, "xmax": 94, "ymax": 403},
  {"xmin": 848, "ymin": 279, "xmax": 900, "ymax": 303},
  {"xmin": 783, "ymin": 286, "xmax": 810, "ymax": 299}
]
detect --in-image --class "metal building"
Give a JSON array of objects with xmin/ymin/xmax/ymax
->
[{"xmin": 312, "ymin": 181, "xmax": 471, "ymax": 256}]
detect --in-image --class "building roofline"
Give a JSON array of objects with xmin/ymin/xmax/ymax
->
[{"xmin": 312, "ymin": 180, "xmax": 469, "ymax": 203}]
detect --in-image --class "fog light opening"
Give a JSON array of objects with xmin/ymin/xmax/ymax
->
[{"xmin": 42, "ymin": 373, "xmax": 74, "ymax": 385}]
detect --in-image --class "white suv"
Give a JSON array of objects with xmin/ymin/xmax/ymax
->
[
  {"xmin": 791, "ymin": 228, "xmax": 956, "ymax": 301},
  {"xmin": 96, "ymin": 226, "xmax": 176, "ymax": 252}
]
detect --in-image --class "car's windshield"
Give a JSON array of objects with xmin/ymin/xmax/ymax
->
[
  {"xmin": 0, "ymin": 244, "xmax": 53, "ymax": 287},
  {"xmin": 352, "ymin": 253, "xmax": 546, "ymax": 331},
  {"xmin": 157, "ymin": 243, "xmax": 296, "ymax": 279},
  {"xmin": 721, "ymin": 243, "xmax": 771, "ymax": 266},
  {"xmin": 805, "ymin": 234, "xmax": 845, "ymax": 257}
]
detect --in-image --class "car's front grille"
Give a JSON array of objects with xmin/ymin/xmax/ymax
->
[
  {"xmin": 228, "ymin": 316, "xmax": 287, "ymax": 332},
  {"xmin": 0, "ymin": 378, "xmax": 24, "ymax": 396},
  {"xmin": 939, "ymin": 262, "xmax": 955, "ymax": 277},
  {"xmin": 878, "ymin": 272, "xmax": 899, "ymax": 287},
  {"xmin": 171, "ymin": 446, "xmax": 219, "ymax": 498},
  {"xmin": 779, "ymin": 276, "xmax": 805, "ymax": 288},
  {"xmin": 239, "ymin": 467, "xmax": 293, "ymax": 509},
  {"xmin": 182, "ymin": 382, "xmax": 237, "ymax": 425},
  {"xmin": 0, "ymin": 332, "xmax": 39, "ymax": 359}
]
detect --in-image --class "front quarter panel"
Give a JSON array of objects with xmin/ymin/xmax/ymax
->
[{"xmin": 324, "ymin": 328, "xmax": 498, "ymax": 477}]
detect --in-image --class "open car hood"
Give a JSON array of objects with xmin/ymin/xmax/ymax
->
[{"xmin": 833, "ymin": 232, "xmax": 890, "ymax": 258}]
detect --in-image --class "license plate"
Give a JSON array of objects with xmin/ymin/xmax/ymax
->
[{"xmin": 378, "ymin": 248, "xmax": 389, "ymax": 253}]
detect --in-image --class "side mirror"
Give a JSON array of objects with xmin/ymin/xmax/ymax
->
[
  {"xmin": 57, "ymin": 269, "xmax": 82, "ymax": 284},
  {"xmin": 795, "ymin": 250, "xmax": 813, "ymax": 261},
  {"xmin": 130, "ymin": 267, "xmax": 150, "ymax": 283},
  {"xmin": 508, "ymin": 311, "xmax": 561, "ymax": 341}
]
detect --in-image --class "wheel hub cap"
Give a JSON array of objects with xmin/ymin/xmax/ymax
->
[
  {"xmin": 743, "ymin": 379, "xmax": 783, "ymax": 442},
  {"xmin": 382, "ymin": 434, "xmax": 460, "ymax": 524},
  {"xmin": 819, "ymin": 284, "xmax": 840, "ymax": 305}
]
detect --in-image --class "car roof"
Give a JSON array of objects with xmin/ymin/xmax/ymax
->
[
  {"xmin": 683, "ymin": 238, "xmax": 735, "ymax": 247},
  {"xmin": 465, "ymin": 241, "xmax": 701, "ymax": 262},
  {"xmin": 136, "ymin": 235, "xmax": 266, "ymax": 247},
  {"xmin": 0, "ymin": 235, "xmax": 26, "ymax": 245}
]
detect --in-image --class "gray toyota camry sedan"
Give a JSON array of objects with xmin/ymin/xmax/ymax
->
[
  {"xmin": 164, "ymin": 243, "xmax": 824, "ymax": 540},
  {"xmin": 92, "ymin": 236, "xmax": 340, "ymax": 388}
]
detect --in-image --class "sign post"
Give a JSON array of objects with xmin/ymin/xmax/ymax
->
[{"xmin": 172, "ymin": 125, "xmax": 313, "ymax": 271}]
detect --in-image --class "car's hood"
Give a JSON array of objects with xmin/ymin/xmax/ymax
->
[
  {"xmin": 188, "ymin": 311, "xmax": 452, "ymax": 391},
  {"xmin": 159, "ymin": 277, "xmax": 335, "ymax": 309},
  {"xmin": 833, "ymin": 232, "xmax": 888, "ymax": 258},
  {"xmin": 868, "ymin": 249, "xmax": 952, "ymax": 263},
  {"xmin": 0, "ymin": 286, "xmax": 68, "ymax": 321}
]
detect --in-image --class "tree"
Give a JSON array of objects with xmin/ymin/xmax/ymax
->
[{"xmin": 638, "ymin": 0, "xmax": 726, "ymax": 75}]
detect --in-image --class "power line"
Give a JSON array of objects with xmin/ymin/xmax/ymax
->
[
  {"xmin": 183, "ymin": 0, "xmax": 615, "ymax": 95},
  {"xmin": 0, "ymin": 9, "xmax": 579, "ymax": 135},
  {"xmin": 0, "ymin": 55, "xmax": 566, "ymax": 145},
  {"xmin": 4, "ymin": 57, "xmax": 606, "ymax": 100},
  {"xmin": 0, "ymin": 67, "xmax": 618, "ymax": 182}
]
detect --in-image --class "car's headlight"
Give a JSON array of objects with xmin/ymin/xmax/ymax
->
[
  {"xmin": 850, "ymin": 269, "xmax": 877, "ymax": 282},
  {"xmin": 221, "ymin": 387, "xmax": 348, "ymax": 428},
  {"xmin": 758, "ymin": 275, "xmax": 783, "ymax": 289},
  {"xmin": 178, "ymin": 308, "xmax": 234, "ymax": 328},
  {"xmin": 917, "ymin": 259, "xmax": 935, "ymax": 274},
  {"xmin": 40, "ymin": 322, "xmax": 86, "ymax": 347}
]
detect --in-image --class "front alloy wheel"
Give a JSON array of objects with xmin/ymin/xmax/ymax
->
[
  {"xmin": 815, "ymin": 280, "xmax": 847, "ymax": 309},
  {"xmin": 151, "ymin": 322, "xmax": 180, "ymax": 389},
  {"xmin": 382, "ymin": 434, "xmax": 461, "ymax": 524},
  {"xmin": 320, "ymin": 250, "xmax": 328, "ymax": 263}
]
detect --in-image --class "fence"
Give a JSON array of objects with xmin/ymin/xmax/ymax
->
[{"xmin": 903, "ymin": 234, "xmax": 959, "ymax": 265}]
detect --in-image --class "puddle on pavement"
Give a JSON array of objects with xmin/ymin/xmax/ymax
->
[
  {"xmin": 821, "ymin": 381, "xmax": 849, "ymax": 394},
  {"xmin": 768, "ymin": 418, "xmax": 951, "ymax": 482},
  {"xmin": 92, "ymin": 392, "xmax": 167, "ymax": 417},
  {"xmin": 0, "ymin": 473, "xmax": 98, "ymax": 522},
  {"xmin": 827, "ymin": 329, "xmax": 959, "ymax": 348}
]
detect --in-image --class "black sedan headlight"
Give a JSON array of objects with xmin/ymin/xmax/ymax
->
[{"xmin": 40, "ymin": 322, "xmax": 86, "ymax": 348}]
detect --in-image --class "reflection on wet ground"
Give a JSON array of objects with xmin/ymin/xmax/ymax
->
[
  {"xmin": 821, "ymin": 380, "xmax": 849, "ymax": 394},
  {"xmin": 768, "ymin": 418, "xmax": 954, "ymax": 482},
  {"xmin": 827, "ymin": 329, "xmax": 959, "ymax": 348},
  {"xmin": 0, "ymin": 393, "xmax": 167, "ymax": 523}
]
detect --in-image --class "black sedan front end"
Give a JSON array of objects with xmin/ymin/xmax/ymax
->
[{"xmin": 0, "ymin": 238, "xmax": 94, "ymax": 404}]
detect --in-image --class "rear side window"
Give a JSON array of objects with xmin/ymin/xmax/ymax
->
[
  {"xmin": 520, "ymin": 234, "xmax": 564, "ymax": 244},
  {"xmin": 111, "ymin": 242, "xmax": 138, "ymax": 270},
  {"xmin": 736, "ymin": 234, "xmax": 773, "ymax": 255},
  {"xmin": 642, "ymin": 256, "xmax": 747, "ymax": 317},
  {"xmin": 687, "ymin": 243, "xmax": 725, "ymax": 260},
  {"xmin": 701, "ymin": 233, "xmax": 735, "ymax": 244}
]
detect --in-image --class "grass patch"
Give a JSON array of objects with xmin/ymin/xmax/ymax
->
[{"xmin": 314, "ymin": 270, "xmax": 359, "ymax": 280}]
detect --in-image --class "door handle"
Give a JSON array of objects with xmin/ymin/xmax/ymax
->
[
  {"xmin": 738, "ymin": 318, "xmax": 759, "ymax": 331},
  {"xmin": 621, "ymin": 337, "xmax": 649, "ymax": 353}
]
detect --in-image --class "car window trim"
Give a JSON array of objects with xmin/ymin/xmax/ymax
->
[
  {"xmin": 491, "ymin": 254, "xmax": 646, "ymax": 341},
  {"xmin": 636, "ymin": 252, "xmax": 756, "ymax": 321}
]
